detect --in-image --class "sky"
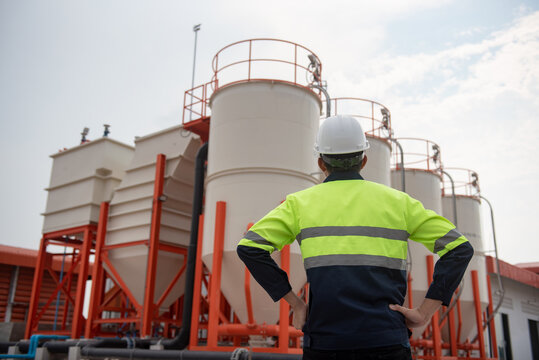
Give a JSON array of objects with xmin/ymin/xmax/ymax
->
[{"xmin": 1, "ymin": 0, "xmax": 538, "ymax": 265}]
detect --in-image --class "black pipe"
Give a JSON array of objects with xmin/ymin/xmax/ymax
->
[
  {"xmin": 81, "ymin": 347, "xmax": 301, "ymax": 359},
  {"xmin": 42, "ymin": 338, "xmax": 153, "ymax": 354},
  {"xmin": 159, "ymin": 141, "xmax": 208, "ymax": 349},
  {"xmin": 0, "ymin": 342, "xmax": 16, "ymax": 354}
]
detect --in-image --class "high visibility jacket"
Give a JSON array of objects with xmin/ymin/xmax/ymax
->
[{"xmin": 237, "ymin": 171, "xmax": 473, "ymax": 350}]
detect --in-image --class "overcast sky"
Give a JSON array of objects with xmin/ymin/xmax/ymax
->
[{"xmin": 1, "ymin": 0, "xmax": 538, "ymax": 265}]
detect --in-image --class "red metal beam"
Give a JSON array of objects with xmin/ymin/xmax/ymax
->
[
  {"xmin": 85, "ymin": 202, "xmax": 109, "ymax": 338},
  {"xmin": 142, "ymin": 153, "xmax": 167, "ymax": 337},
  {"xmin": 471, "ymin": 270, "xmax": 486, "ymax": 359},
  {"xmin": 207, "ymin": 201, "xmax": 226, "ymax": 348},
  {"xmin": 25, "ymin": 238, "xmax": 48, "ymax": 338},
  {"xmin": 189, "ymin": 214, "xmax": 205, "ymax": 348},
  {"xmin": 71, "ymin": 227, "xmax": 93, "ymax": 338}
]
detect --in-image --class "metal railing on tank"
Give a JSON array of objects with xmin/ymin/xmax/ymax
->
[
  {"xmin": 390, "ymin": 137, "xmax": 443, "ymax": 174},
  {"xmin": 182, "ymin": 38, "xmax": 324, "ymax": 140},
  {"xmin": 441, "ymin": 167, "xmax": 480, "ymax": 198},
  {"xmin": 329, "ymin": 97, "xmax": 392, "ymax": 139}
]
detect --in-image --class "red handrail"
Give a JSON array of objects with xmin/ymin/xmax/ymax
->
[
  {"xmin": 441, "ymin": 167, "xmax": 480, "ymax": 198},
  {"xmin": 183, "ymin": 39, "xmax": 323, "ymax": 127},
  {"xmin": 330, "ymin": 97, "xmax": 392, "ymax": 139},
  {"xmin": 390, "ymin": 137, "xmax": 443, "ymax": 174}
]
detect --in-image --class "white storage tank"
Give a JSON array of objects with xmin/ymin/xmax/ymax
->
[
  {"xmin": 390, "ymin": 138, "xmax": 444, "ymax": 327},
  {"xmin": 441, "ymin": 168, "xmax": 488, "ymax": 342},
  {"xmin": 330, "ymin": 98, "xmax": 392, "ymax": 186},
  {"xmin": 105, "ymin": 125, "xmax": 201, "ymax": 308},
  {"xmin": 42, "ymin": 137, "xmax": 134, "ymax": 234},
  {"xmin": 200, "ymin": 39, "xmax": 323, "ymax": 325}
]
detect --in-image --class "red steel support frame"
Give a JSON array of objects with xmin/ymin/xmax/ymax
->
[
  {"xmin": 142, "ymin": 153, "xmax": 167, "ymax": 337},
  {"xmin": 25, "ymin": 224, "xmax": 96, "ymax": 339},
  {"xmin": 190, "ymin": 201, "xmax": 302, "ymax": 354},
  {"xmin": 85, "ymin": 154, "xmax": 188, "ymax": 339}
]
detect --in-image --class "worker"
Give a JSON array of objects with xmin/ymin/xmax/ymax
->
[{"xmin": 237, "ymin": 115, "xmax": 474, "ymax": 360}]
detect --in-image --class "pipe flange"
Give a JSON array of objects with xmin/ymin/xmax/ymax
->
[{"xmin": 231, "ymin": 347, "xmax": 250, "ymax": 360}]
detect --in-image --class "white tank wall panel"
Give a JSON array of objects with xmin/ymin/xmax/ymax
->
[
  {"xmin": 105, "ymin": 125, "xmax": 201, "ymax": 308},
  {"xmin": 48, "ymin": 138, "xmax": 134, "ymax": 189},
  {"xmin": 42, "ymin": 138, "xmax": 135, "ymax": 233},
  {"xmin": 442, "ymin": 196, "xmax": 488, "ymax": 342},
  {"xmin": 391, "ymin": 169, "xmax": 442, "ymax": 337},
  {"xmin": 361, "ymin": 136, "xmax": 391, "ymax": 186},
  {"xmin": 203, "ymin": 81, "xmax": 321, "ymax": 325}
]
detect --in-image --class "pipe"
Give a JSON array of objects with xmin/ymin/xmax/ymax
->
[
  {"xmin": 158, "ymin": 141, "xmax": 208, "ymax": 349},
  {"xmin": 308, "ymin": 84, "xmax": 330, "ymax": 118},
  {"xmin": 0, "ymin": 335, "xmax": 68, "ymax": 359},
  {"xmin": 388, "ymin": 138, "xmax": 405, "ymax": 192},
  {"xmin": 478, "ymin": 195, "xmax": 505, "ymax": 329},
  {"xmin": 441, "ymin": 170, "xmax": 458, "ymax": 228},
  {"xmin": 81, "ymin": 347, "xmax": 301, "ymax": 359}
]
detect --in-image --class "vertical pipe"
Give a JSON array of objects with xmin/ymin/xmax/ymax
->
[
  {"xmin": 61, "ymin": 253, "xmax": 74, "ymax": 330},
  {"xmin": 5, "ymin": 266, "xmax": 19, "ymax": 322},
  {"xmin": 85, "ymin": 202, "xmax": 109, "ymax": 339},
  {"xmin": 25, "ymin": 238, "xmax": 47, "ymax": 339},
  {"xmin": 207, "ymin": 201, "xmax": 227, "ymax": 348},
  {"xmin": 471, "ymin": 270, "xmax": 486, "ymax": 358},
  {"xmin": 142, "ymin": 154, "xmax": 167, "ymax": 337},
  {"xmin": 442, "ymin": 170, "xmax": 458, "ymax": 228},
  {"xmin": 53, "ymin": 246, "xmax": 67, "ymax": 331},
  {"xmin": 71, "ymin": 227, "xmax": 92, "ymax": 338},
  {"xmin": 189, "ymin": 214, "xmax": 205, "ymax": 347},
  {"xmin": 486, "ymin": 274, "xmax": 498, "ymax": 358},
  {"xmin": 279, "ymin": 246, "xmax": 291, "ymax": 351}
]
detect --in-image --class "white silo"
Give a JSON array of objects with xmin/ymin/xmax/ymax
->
[
  {"xmin": 441, "ymin": 168, "xmax": 488, "ymax": 343},
  {"xmin": 200, "ymin": 39, "xmax": 322, "ymax": 325},
  {"xmin": 330, "ymin": 98, "xmax": 392, "ymax": 186},
  {"xmin": 390, "ymin": 138, "xmax": 444, "ymax": 326}
]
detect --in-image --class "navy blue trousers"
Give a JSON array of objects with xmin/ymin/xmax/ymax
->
[{"xmin": 302, "ymin": 344, "xmax": 412, "ymax": 360}]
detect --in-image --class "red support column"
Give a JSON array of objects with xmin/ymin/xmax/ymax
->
[
  {"xmin": 207, "ymin": 201, "xmax": 227, "ymax": 348},
  {"xmin": 447, "ymin": 306, "xmax": 458, "ymax": 356},
  {"xmin": 25, "ymin": 237, "xmax": 48, "ymax": 339},
  {"xmin": 279, "ymin": 245, "xmax": 290, "ymax": 351},
  {"xmin": 426, "ymin": 255, "xmax": 442, "ymax": 360},
  {"xmin": 486, "ymin": 274, "xmax": 498, "ymax": 358},
  {"xmin": 142, "ymin": 154, "xmax": 167, "ymax": 337},
  {"xmin": 471, "ymin": 270, "xmax": 486, "ymax": 359},
  {"xmin": 71, "ymin": 227, "xmax": 93, "ymax": 338},
  {"xmin": 189, "ymin": 215, "xmax": 205, "ymax": 347},
  {"xmin": 85, "ymin": 202, "xmax": 109, "ymax": 338}
]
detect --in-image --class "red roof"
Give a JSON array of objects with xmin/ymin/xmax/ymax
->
[
  {"xmin": 486, "ymin": 256, "xmax": 539, "ymax": 289},
  {"xmin": 0, "ymin": 244, "xmax": 91, "ymax": 273},
  {"xmin": 515, "ymin": 261, "xmax": 539, "ymax": 274}
]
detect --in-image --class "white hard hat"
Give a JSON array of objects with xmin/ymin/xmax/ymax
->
[{"xmin": 314, "ymin": 115, "xmax": 370, "ymax": 154}]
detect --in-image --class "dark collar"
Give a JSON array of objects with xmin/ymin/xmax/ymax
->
[{"xmin": 323, "ymin": 171, "xmax": 364, "ymax": 183}]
